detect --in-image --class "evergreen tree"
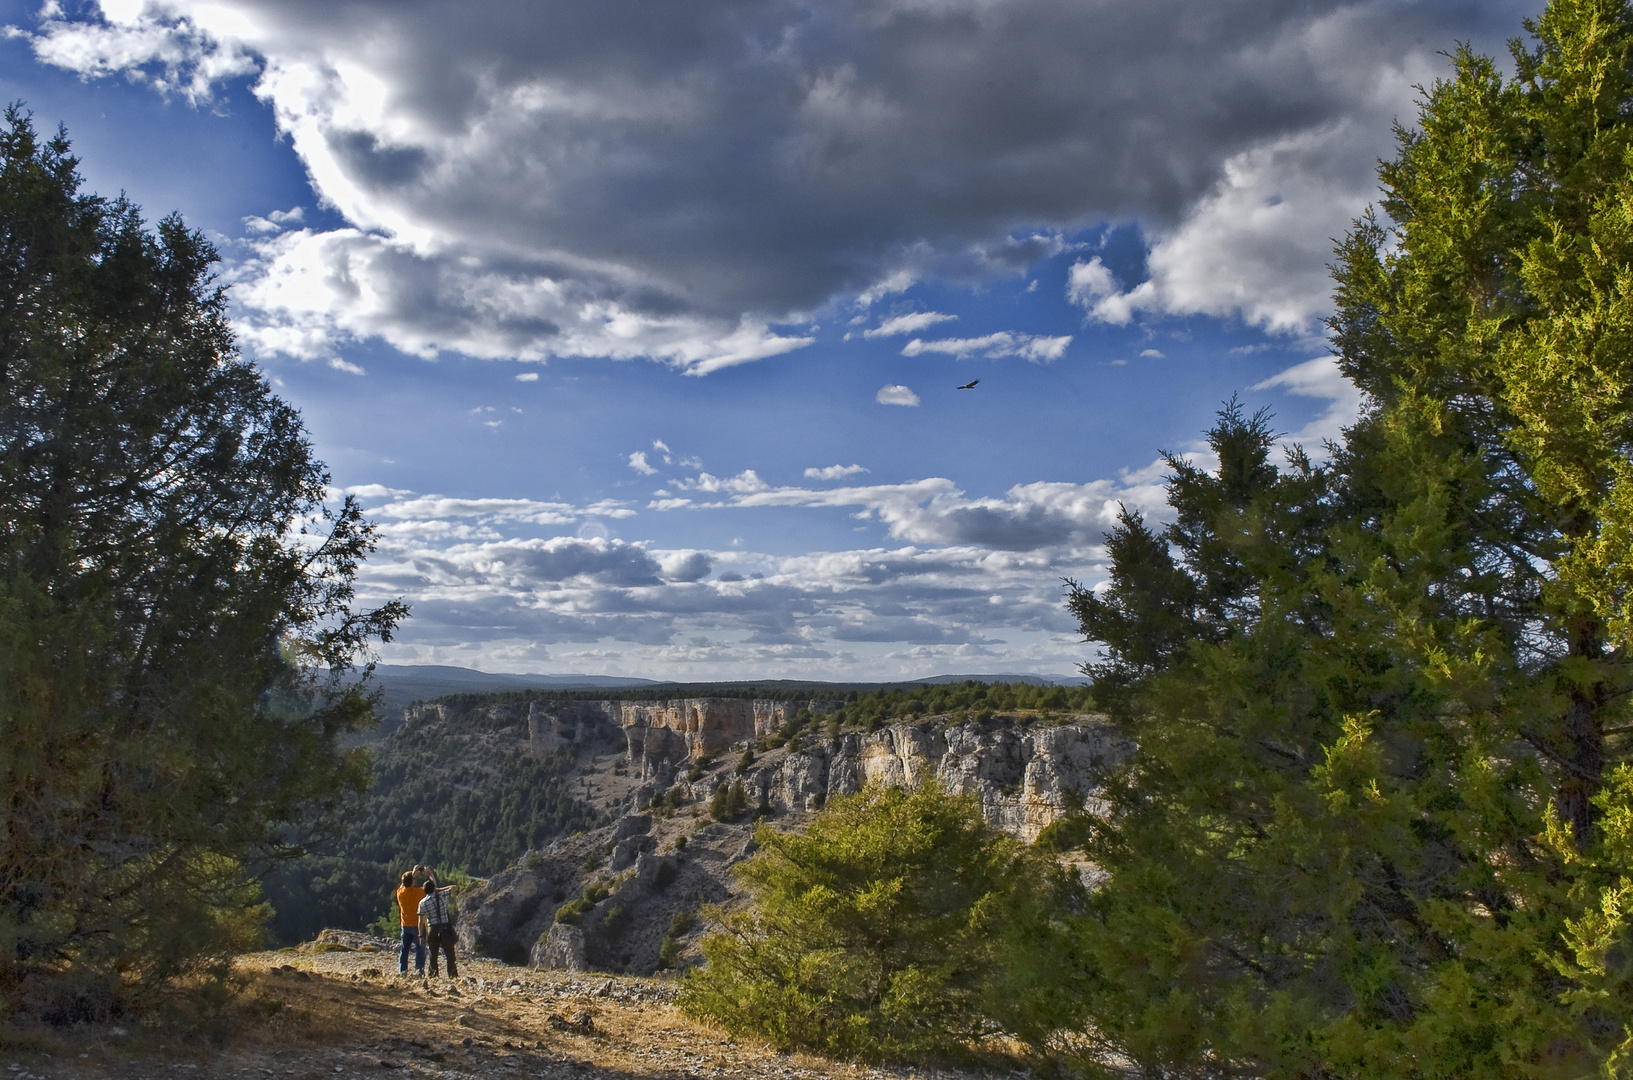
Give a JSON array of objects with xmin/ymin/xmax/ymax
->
[
  {"xmin": 680, "ymin": 782, "xmax": 1078, "ymax": 1061},
  {"xmin": 1067, "ymin": 2, "xmax": 1633, "ymax": 1074},
  {"xmin": 0, "ymin": 108, "xmax": 404, "ymax": 1021}
]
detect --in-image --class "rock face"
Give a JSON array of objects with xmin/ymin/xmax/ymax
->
[
  {"xmin": 533, "ymin": 924, "xmax": 585, "ymax": 970},
  {"xmin": 459, "ymin": 813, "xmax": 736, "ymax": 975},
  {"xmin": 455, "ymin": 712, "xmax": 1130, "ymax": 973},
  {"xmin": 745, "ymin": 718, "xmax": 1131, "ymax": 842},
  {"xmin": 525, "ymin": 698, "xmax": 839, "ymax": 781}
]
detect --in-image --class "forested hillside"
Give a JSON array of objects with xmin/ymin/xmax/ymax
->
[{"xmin": 264, "ymin": 698, "xmax": 601, "ymax": 943}]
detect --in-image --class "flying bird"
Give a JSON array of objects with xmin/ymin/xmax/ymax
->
[{"xmin": 956, "ymin": 379, "xmax": 979, "ymax": 390}]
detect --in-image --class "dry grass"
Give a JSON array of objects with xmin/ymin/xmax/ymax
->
[{"xmin": 0, "ymin": 949, "xmax": 1012, "ymax": 1080}]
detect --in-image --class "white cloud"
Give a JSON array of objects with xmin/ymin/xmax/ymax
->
[
  {"xmin": 804, "ymin": 464, "xmax": 869, "ymax": 481},
  {"xmin": 327, "ymin": 357, "xmax": 365, "ymax": 375},
  {"xmin": 224, "ymin": 227, "xmax": 815, "ymax": 374},
  {"xmin": 1066, "ymin": 258, "xmax": 1132, "ymax": 324},
  {"xmin": 374, "ymin": 494, "xmax": 636, "ymax": 524},
  {"xmin": 515, "ymin": 371, "xmax": 540, "ymax": 382},
  {"xmin": 864, "ymin": 311, "xmax": 957, "ymax": 338},
  {"xmin": 876, "ymin": 384, "xmax": 920, "ymax": 406},
  {"xmin": 1253, "ymin": 355, "xmax": 1365, "ymax": 449},
  {"xmin": 329, "ymin": 455, "xmax": 1193, "ymax": 677},
  {"xmin": 674, "ymin": 470, "xmax": 770, "ymax": 495},
  {"xmin": 628, "ymin": 451, "xmax": 657, "ymax": 475},
  {"xmin": 243, "ymin": 205, "xmax": 305, "ymax": 234},
  {"xmin": 1139, "ymin": 348, "xmax": 1164, "ymax": 359},
  {"xmin": 901, "ymin": 333, "xmax": 1070, "ymax": 362},
  {"xmin": 1067, "ymin": 8, "xmax": 1461, "ymax": 336},
  {"xmin": 658, "ymin": 550, "xmax": 714, "ymax": 582},
  {"xmin": 730, "ymin": 476, "xmax": 1162, "ymax": 553},
  {"xmin": 342, "ymin": 483, "xmax": 413, "ymax": 499}
]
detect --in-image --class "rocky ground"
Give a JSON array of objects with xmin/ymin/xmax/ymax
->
[{"xmin": 0, "ymin": 948, "xmax": 1022, "ymax": 1080}]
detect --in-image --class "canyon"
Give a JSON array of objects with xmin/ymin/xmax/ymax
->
[{"xmin": 438, "ymin": 696, "xmax": 1133, "ymax": 975}]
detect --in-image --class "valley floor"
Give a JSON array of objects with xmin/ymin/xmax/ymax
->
[{"xmin": 2, "ymin": 950, "xmax": 1012, "ymax": 1080}]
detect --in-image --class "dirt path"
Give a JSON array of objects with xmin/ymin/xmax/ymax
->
[{"xmin": 2, "ymin": 950, "xmax": 1012, "ymax": 1080}]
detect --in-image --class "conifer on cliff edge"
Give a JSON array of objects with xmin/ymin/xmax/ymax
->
[{"xmin": 1068, "ymin": 1, "xmax": 1633, "ymax": 1074}]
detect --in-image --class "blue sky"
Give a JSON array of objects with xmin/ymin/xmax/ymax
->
[{"xmin": 0, "ymin": 0, "xmax": 1535, "ymax": 680}]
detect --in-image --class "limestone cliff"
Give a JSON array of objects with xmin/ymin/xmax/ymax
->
[
  {"xmin": 742, "ymin": 718, "xmax": 1129, "ymax": 841},
  {"xmin": 524, "ymin": 697, "xmax": 838, "ymax": 777},
  {"xmin": 454, "ymin": 710, "xmax": 1131, "ymax": 974}
]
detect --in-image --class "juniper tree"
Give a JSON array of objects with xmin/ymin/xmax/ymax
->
[
  {"xmin": 1067, "ymin": 2, "xmax": 1633, "ymax": 1075},
  {"xmin": 0, "ymin": 107, "xmax": 404, "ymax": 1020},
  {"xmin": 680, "ymin": 782, "xmax": 1079, "ymax": 1061}
]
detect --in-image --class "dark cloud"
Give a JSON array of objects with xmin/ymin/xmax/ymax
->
[
  {"xmin": 28, "ymin": 0, "xmax": 1532, "ymax": 361},
  {"xmin": 268, "ymin": 0, "xmax": 1520, "ymax": 315}
]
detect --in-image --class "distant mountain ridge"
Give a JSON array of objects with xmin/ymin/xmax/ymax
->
[
  {"xmin": 916, "ymin": 672, "xmax": 1089, "ymax": 686},
  {"xmin": 366, "ymin": 664, "xmax": 658, "ymax": 715},
  {"xmin": 367, "ymin": 663, "xmax": 1086, "ymax": 704}
]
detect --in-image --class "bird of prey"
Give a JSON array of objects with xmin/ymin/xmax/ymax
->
[{"xmin": 956, "ymin": 379, "xmax": 979, "ymax": 390}]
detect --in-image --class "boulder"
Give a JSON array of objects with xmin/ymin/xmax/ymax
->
[{"xmin": 533, "ymin": 923, "xmax": 586, "ymax": 971}]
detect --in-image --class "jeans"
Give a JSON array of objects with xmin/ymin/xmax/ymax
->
[
  {"xmin": 399, "ymin": 924, "xmax": 425, "ymax": 973},
  {"xmin": 427, "ymin": 925, "xmax": 458, "ymax": 979}
]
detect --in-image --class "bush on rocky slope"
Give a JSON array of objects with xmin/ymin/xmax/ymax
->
[{"xmin": 679, "ymin": 782, "xmax": 1081, "ymax": 1061}]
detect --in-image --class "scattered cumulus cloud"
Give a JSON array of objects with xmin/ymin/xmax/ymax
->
[
  {"xmin": 674, "ymin": 470, "xmax": 770, "ymax": 495},
  {"xmin": 628, "ymin": 451, "xmax": 658, "ymax": 476},
  {"xmin": 242, "ymin": 206, "xmax": 305, "ymax": 234},
  {"xmin": 376, "ymin": 494, "xmax": 635, "ymax": 526},
  {"xmin": 901, "ymin": 333, "xmax": 1070, "ymax": 363},
  {"xmin": 876, "ymin": 384, "xmax": 920, "ymax": 407},
  {"xmin": 864, "ymin": 312, "xmax": 957, "ymax": 338},
  {"xmin": 1254, "ymin": 355, "xmax": 1365, "ymax": 450},
  {"xmin": 515, "ymin": 371, "xmax": 540, "ymax": 381},
  {"xmin": 804, "ymin": 464, "xmax": 869, "ymax": 481},
  {"xmin": 327, "ymin": 357, "xmax": 365, "ymax": 375},
  {"xmin": 731, "ymin": 477, "xmax": 1153, "ymax": 552},
  {"xmin": 333, "ymin": 462, "xmax": 1183, "ymax": 676}
]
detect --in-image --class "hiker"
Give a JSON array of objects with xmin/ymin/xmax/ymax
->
[
  {"xmin": 417, "ymin": 874, "xmax": 460, "ymax": 979},
  {"xmin": 394, "ymin": 870, "xmax": 426, "ymax": 975}
]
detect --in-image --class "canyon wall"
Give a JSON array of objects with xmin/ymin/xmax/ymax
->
[{"xmin": 455, "ymin": 710, "xmax": 1131, "ymax": 973}]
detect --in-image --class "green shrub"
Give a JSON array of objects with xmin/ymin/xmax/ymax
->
[
  {"xmin": 710, "ymin": 780, "xmax": 748, "ymax": 821},
  {"xmin": 602, "ymin": 905, "xmax": 631, "ymax": 935},
  {"xmin": 659, "ymin": 910, "xmax": 697, "ymax": 969},
  {"xmin": 554, "ymin": 896, "xmax": 593, "ymax": 925},
  {"xmin": 679, "ymin": 782, "xmax": 1078, "ymax": 1061}
]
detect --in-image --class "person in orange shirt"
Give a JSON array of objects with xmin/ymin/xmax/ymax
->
[{"xmin": 395, "ymin": 869, "xmax": 426, "ymax": 975}]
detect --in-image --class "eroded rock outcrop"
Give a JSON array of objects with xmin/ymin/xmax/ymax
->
[
  {"xmin": 456, "ymin": 712, "xmax": 1131, "ymax": 973},
  {"xmin": 524, "ymin": 697, "xmax": 839, "ymax": 778},
  {"xmin": 711, "ymin": 716, "xmax": 1130, "ymax": 842}
]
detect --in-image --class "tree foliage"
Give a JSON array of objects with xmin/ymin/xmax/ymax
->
[
  {"xmin": 0, "ymin": 108, "xmax": 404, "ymax": 1021},
  {"xmin": 1064, "ymin": 3, "xmax": 1633, "ymax": 1074},
  {"xmin": 679, "ymin": 783, "xmax": 1079, "ymax": 1061}
]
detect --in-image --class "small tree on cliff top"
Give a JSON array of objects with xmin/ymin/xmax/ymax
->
[{"xmin": 0, "ymin": 108, "xmax": 404, "ymax": 1020}]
